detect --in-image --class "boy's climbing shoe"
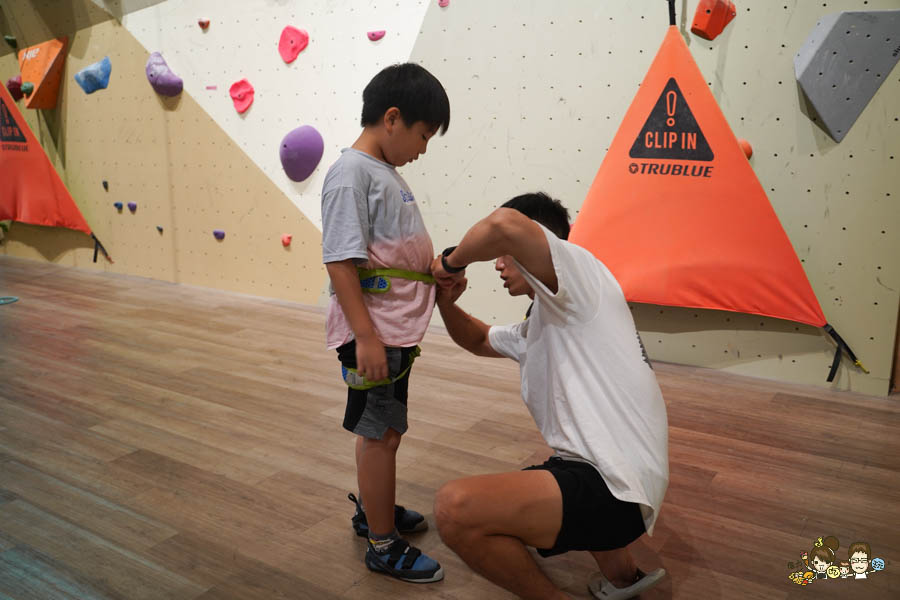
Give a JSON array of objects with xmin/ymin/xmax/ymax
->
[
  {"xmin": 364, "ymin": 538, "xmax": 444, "ymax": 583},
  {"xmin": 348, "ymin": 492, "xmax": 428, "ymax": 537}
]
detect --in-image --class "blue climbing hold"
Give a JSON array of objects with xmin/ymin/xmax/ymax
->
[
  {"xmin": 114, "ymin": 202, "xmax": 123, "ymax": 210},
  {"xmin": 74, "ymin": 56, "xmax": 111, "ymax": 94}
]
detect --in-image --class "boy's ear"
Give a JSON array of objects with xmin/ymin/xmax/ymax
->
[{"xmin": 383, "ymin": 107, "xmax": 401, "ymax": 132}]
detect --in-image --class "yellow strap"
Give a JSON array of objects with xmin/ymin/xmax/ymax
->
[
  {"xmin": 342, "ymin": 346, "xmax": 422, "ymax": 390},
  {"xmin": 358, "ymin": 268, "xmax": 435, "ymax": 284}
]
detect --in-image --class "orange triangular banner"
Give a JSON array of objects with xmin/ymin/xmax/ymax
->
[
  {"xmin": 17, "ymin": 37, "xmax": 68, "ymax": 110},
  {"xmin": 570, "ymin": 27, "xmax": 826, "ymax": 327},
  {"xmin": 0, "ymin": 81, "xmax": 92, "ymax": 235}
]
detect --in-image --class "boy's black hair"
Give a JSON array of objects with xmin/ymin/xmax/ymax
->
[
  {"xmin": 361, "ymin": 63, "xmax": 450, "ymax": 134},
  {"xmin": 500, "ymin": 192, "xmax": 571, "ymax": 240}
]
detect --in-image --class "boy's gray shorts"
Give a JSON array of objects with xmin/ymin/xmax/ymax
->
[{"xmin": 336, "ymin": 340, "xmax": 416, "ymax": 439}]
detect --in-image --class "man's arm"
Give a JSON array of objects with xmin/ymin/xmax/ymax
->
[
  {"xmin": 434, "ymin": 208, "xmax": 558, "ymax": 294},
  {"xmin": 434, "ymin": 275, "xmax": 503, "ymax": 358},
  {"xmin": 325, "ymin": 260, "xmax": 388, "ymax": 381}
]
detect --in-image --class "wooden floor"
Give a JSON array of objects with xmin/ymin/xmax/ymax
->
[{"xmin": 0, "ymin": 255, "xmax": 897, "ymax": 600}]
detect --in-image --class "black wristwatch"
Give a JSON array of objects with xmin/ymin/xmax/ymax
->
[{"xmin": 441, "ymin": 246, "xmax": 467, "ymax": 274}]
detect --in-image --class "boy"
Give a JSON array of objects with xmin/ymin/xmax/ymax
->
[
  {"xmin": 430, "ymin": 193, "xmax": 668, "ymax": 599},
  {"xmin": 321, "ymin": 63, "xmax": 450, "ymax": 584}
]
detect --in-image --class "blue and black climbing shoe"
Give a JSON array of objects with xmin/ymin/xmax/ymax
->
[
  {"xmin": 348, "ymin": 492, "xmax": 428, "ymax": 537},
  {"xmin": 364, "ymin": 537, "xmax": 444, "ymax": 583}
]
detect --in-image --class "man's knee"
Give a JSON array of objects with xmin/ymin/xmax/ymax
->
[{"xmin": 434, "ymin": 481, "xmax": 474, "ymax": 544}]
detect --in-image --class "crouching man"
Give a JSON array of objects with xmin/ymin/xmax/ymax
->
[{"xmin": 430, "ymin": 193, "xmax": 668, "ymax": 600}]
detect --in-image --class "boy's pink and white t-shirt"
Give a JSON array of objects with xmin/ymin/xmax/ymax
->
[{"xmin": 321, "ymin": 148, "xmax": 436, "ymax": 349}]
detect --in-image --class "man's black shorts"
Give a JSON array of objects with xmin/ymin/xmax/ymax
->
[{"xmin": 524, "ymin": 456, "xmax": 646, "ymax": 557}]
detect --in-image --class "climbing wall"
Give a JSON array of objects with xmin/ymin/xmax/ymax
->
[
  {"xmin": 403, "ymin": 0, "xmax": 900, "ymax": 396},
  {"xmin": 1, "ymin": 0, "xmax": 897, "ymax": 395}
]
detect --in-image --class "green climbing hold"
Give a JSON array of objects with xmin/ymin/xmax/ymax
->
[
  {"xmin": 3, "ymin": 35, "xmax": 16, "ymax": 49},
  {"xmin": 20, "ymin": 82, "xmax": 34, "ymax": 96},
  {"xmin": 0, "ymin": 297, "xmax": 19, "ymax": 305}
]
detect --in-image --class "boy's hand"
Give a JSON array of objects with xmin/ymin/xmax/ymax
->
[
  {"xmin": 431, "ymin": 254, "xmax": 465, "ymax": 288},
  {"xmin": 436, "ymin": 276, "xmax": 467, "ymax": 307},
  {"xmin": 355, "ymin": 334, "xmax": 388, "ymax": 382}
]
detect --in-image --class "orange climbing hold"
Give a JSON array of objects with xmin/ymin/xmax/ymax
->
[
  {"xmin": 16, "ymin": 36, "xmax": 68, "ymax": 109},
  {"xmin": 690, "ymin": 0, "xmax": 736, "ymax": 41}
]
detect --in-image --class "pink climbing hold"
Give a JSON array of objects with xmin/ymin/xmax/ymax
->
[
  {"xmin": 281, "ymin": 234, "xmax": 292, "ymax": 247},
  {"xmin": 198, "ymin": 19, "xmax": 210, "ymax": 29},
  {"xmin": 439, "ymin": 0, "xmax": 450, "ymax": 7},
  {"xmin": 367, "ymin": 30, "xmax": 386, "ymax": 41},
  {"xmin": 279, "ymin": 26, "xmax": 309, "ymax": 63},
  {"xmin": 229, "ymin": 79, "xmax": 254, "ymax": 113},
  {"xmin": 5, "ymin": 75, "xmax": 22, "ymax": 101}
]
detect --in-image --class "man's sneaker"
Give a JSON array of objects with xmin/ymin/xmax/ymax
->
[
  {"xmin": 587, "ymin": 567, "xmax": 666, "ymax": 599},
  {"xmin": 364, "ymin": 538, "xmax": 444, "ymax": 583},
  {"xmin": 348, "ymin": 492, "xmax": 428, "ymax": 537}
]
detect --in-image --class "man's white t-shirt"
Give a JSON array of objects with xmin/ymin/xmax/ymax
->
[{"xmin": 488, "ymin": 224, "xmax": 669, "ymax": 535}]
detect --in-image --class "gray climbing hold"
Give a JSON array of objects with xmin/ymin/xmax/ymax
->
[
  {"xmin": 146, "ymin": 52, "xmax": 183, "ymax": 96},
  {"xmin": 213, "ymin": 229, "xmax": 225, "ymax": 240},
  {"xmin": 3, "ymin": 35, "xmax": 16, "ymax": 49},
  {"xmin": 794, "ymin": 10, "xmax": 900, "ymax": 142},
  {"xmin": 156, "ymin": 225, "xmax": 164, "ymax": 233},
  {"xmin": 102, "ymin": 180, "xmax": 108, "ymax": 191}
]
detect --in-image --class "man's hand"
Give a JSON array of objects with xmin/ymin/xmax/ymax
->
[
  {"xmin": 431, "ymin": 254, "xmax": 465, "ymax": 289},
  {"xmin": 436, "ymin": 275, "xmax": 467, "ymax": 307},
  {"xmin": 355, "ymin": 333, "xmax": 388, "ymax": 381}
]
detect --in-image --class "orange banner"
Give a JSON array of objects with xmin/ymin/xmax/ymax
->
[
  {"xmin": 570, "ymin": 26, "xmax": 826, "ymax": 327},
  {"xmin": 0, "ymin": 81, "xmax": 91, "ymax": 235}
]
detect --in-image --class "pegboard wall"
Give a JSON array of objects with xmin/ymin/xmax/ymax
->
[
  {"xmin": 0, "ymin": 0, "xmax": 897, "ymax": 395},
  {"xmin": 402, "ymin": 0, "xmax": 900, "ymax": 396}
]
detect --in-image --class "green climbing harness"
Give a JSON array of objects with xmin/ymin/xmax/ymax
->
[
  {"xmin": 342, "ymin": 346, "xmax": 421, "ymax": 390},
  {"xmin": 357, "ymin": 267, "xmax": 435, "ymax": 294},
  {"xmin": 340, "ymin": 267, "xmax": 432, "ymax": 389}
]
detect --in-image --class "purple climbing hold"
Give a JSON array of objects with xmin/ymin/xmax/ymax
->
[
  {"xmin": 127, "ymin": 202, "xmax": 137, "ymax": 212},
  {"xmin": 280, "ymin": 125, "xmax": 324, "ymax": 182},
  {"xmin": 213, "ymin": 229, "xmax": 225, "ymax": 240},
  {"xmin": 146, "ymin": 52, "xmax": 183, "ymax": 96},
  {"xmin": 113, "ymin": 202, "xmax": 123, "ymax": 210},
  {"xmin": 5, "ymin": 75, "xmax": 22, "ymax": 101}
]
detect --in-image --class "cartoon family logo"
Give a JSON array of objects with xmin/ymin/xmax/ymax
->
[{"xmin": 787, "ymin": 536, "xmax": 887, "ymax": 586}]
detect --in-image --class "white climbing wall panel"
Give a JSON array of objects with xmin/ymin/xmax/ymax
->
[
  {"xmin": 118, "ymin": 0, "xmax": 431, "ymax": 229},
  {"xmin": 403, "ymin": 0, "xmax": 900, "ymax": 396}
]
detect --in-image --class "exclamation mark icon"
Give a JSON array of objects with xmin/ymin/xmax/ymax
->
[{"xmin": 666, "ymin": 91, "xmax": 676, "ymax": 127}]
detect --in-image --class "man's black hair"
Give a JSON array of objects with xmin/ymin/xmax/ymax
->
[
  {"xmin": 361, "ymin": 63, "xmax": 450, "ymax": 134},
  {"xmin": 500, "ymin": 192, "xmax": 571, "ymax": 240}
]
